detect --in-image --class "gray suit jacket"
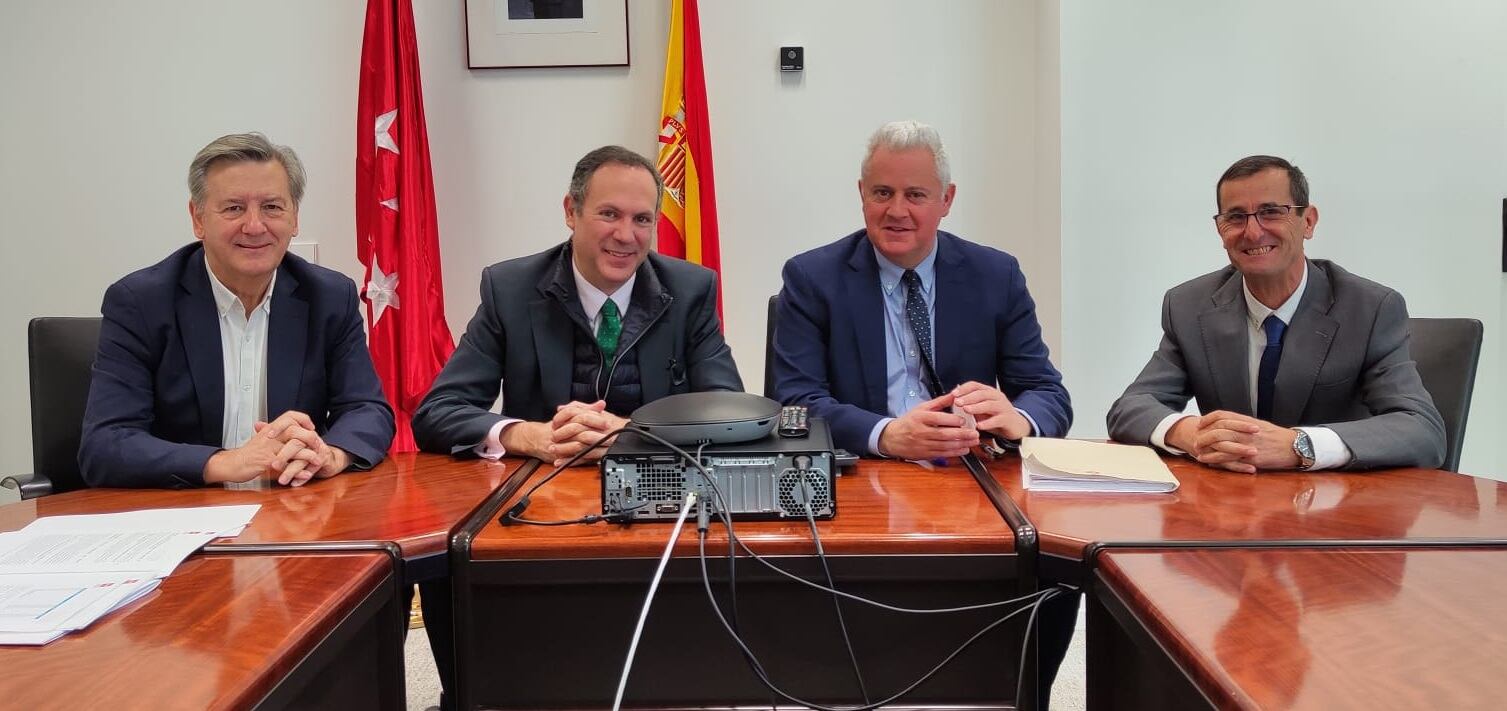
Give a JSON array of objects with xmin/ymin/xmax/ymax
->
[
  {"xmin": 411, "ymin": 243, "xmax": 743, "ymax": 455},
  {"xmin": 1106, "ymin": 259, "xmax": 1445, "ymax": 469}
]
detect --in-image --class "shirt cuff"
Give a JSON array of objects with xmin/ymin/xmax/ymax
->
[
  {"xmin": 474, "ymin": 418, "xmax": 522, "ymax": 460},
  {"xmin": 867, "ymin": 417, "xmax": 895, "ymax": 457},
  {"xmin": 1015, "ymin": 407, "xmax": 1040, "ymax": 439},
  {"xmin": 1151, "ymin": 413, "xmax": 1193, "ymax": 455},
  {"xmin": 1299, "ymin": 426, "xmax": 1352, "ymax": 470}
]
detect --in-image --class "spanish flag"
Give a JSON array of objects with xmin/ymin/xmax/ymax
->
[{"xmin": 656, "ymin": 0, "xmax": 724, "ymax": 320}]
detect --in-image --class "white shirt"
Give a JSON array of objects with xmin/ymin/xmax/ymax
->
[
  {"xmin": 474, "ymin": 263, "xmax": 635, "ymax": 459},
  {"xmin": 205, "ymin": 258, "xmax": 275, "ymax": 482},
  {"xmin": 1151, "ymin": 268, "xmax": 1353, "ymax": 469}
]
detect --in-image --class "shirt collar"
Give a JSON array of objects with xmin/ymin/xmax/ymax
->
[
  {"xmin": 873, "ymin": 242, "xmax": 939, "ymax": 297},
  {"xmin": 205, "ymin": 255, "xmax": 276, "ymax": 318},
  {"xmin": 1242, "ymin": 263, "xmax": 1308, "ymax": 328},
  {"xmin": 571, "ymin": 260, "xmax": 634, "ymax": 322}
]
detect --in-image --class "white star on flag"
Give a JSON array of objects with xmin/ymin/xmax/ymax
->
[
  {"xmin": 380, "ymin": 198, "xmax": 398, "ymax": 211},
  {"xmin": 364, "ymin": 260, "xmax": 400, "ymax": 325},
  {"xmin": 375, "ymin": 110, "xmax": 399, "ymax": 154}
]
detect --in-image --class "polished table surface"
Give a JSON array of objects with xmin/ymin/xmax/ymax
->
[
  {"xmin": 1096, "ymin": 547, "xmax": 1507, "ymax": 710},
  {"xmin": 0, "ymin": 453, "xmax": 520, "ymax": 558},
  {"xmin": 985, "ymin": 454, "xmax": 1507, "ymax": 558},
  {"xmin": 0, "ymin": 551, "xmax": 391, "ymax": 710},
  {"xmin": 472, "ymin": 458, "xmax": 1015, "ymax": 559}
]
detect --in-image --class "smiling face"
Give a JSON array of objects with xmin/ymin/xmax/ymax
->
[
  {"xmin": 860, "ymin": 146, "xmax": 955, "ymax": 268},
  {"xmin": 190, "ymin": 159, "xmax": 297, "ymax": 300},
  {"xmin": 1217, "ymin": 167, "xmax": 1316, "ymax": 290},
  {"xmin": 565, "ymin": 162, "xmax": 659, "ymax": 294}
]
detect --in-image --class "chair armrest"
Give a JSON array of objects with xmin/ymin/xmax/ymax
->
[{"xmin": 0, "ymin": 472, "xmax": 55, "ymax": 501}]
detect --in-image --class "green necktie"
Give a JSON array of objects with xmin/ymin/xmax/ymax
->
[{"xmin": 596, "ymin": 299, "xmax": 622, "ymax": 365}]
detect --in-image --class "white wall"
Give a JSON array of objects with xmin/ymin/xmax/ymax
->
[
  {"xmin": 1059, "ymin": 0, "xmax": 1507, "ymax": 478},
  {"xmin": 0, "ymin": 1, "xmax": 1046, "ymax": 476}
]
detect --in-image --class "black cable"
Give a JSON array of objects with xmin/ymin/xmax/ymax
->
[
  {"xmin": 696, "ymin": 530, "xmax": 1052, "ymax": 711},
  {"xmin": 1016, "ymin": 586, "xmax": 1064, "ymax": 710},
  {"xmin": 506, "ymin": 501, "xmax": 648, "ymax": 527},
  {"xmin": 625, "ymin": 426, "xmax": 1048, "ymax": 614},
  {"xmin": 690, "ymin": 441, "xmax": 772, "ymax": 711},
  {"xmin": 499, "ymin": 424, "xmax": 635, "ymax": 525},
  {"xmin": 502, "ymin": 423, "xmax": 1062, "ymax": 707},
  {"xmin": 801, "ymin": 473, "xmax": 870, "ymax": 704}
]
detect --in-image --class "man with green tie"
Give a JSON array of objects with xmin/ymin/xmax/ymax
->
[
  {"xmin": 413, "ymin": 145, "xmax": 743, "ymax": 466},
  {"xmin": 411, "ymin": 144, "xmax": 742, "ymax": 710}
]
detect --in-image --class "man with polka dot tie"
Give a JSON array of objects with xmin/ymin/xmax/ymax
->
[{"xmin": 771, "ymin": 121, "xmax": 1076, "ymax": 709}]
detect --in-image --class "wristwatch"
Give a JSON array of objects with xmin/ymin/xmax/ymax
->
[{"xmin": 1291, "ymin": 429, "xmax": 1315, "ymax": 470}]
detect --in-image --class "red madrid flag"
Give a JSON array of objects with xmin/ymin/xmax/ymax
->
[
  {"xmin": 357, "ymin": 0, "xmax": 454, "ymax": 452},
  {"xmin": 656, "ymin": 0, "xmax": 724, "ymax": 321}
]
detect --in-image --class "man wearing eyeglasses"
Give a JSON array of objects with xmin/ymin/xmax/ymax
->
[{"xmin": 1107, "ymin": 155, "xmax": 1445, "ymax": 471}]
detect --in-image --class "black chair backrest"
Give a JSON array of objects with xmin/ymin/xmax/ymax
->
[
  {"xmin": 28, "ymin": 317, "xmax": 101, "ymax": 494},
  {"xmin": 765, "ymin": 294, "xmax": 780, "ymax": 399},
  {"xmin": 1408, "ymin": 317, "xmax": 1483, "ymax": 472}
]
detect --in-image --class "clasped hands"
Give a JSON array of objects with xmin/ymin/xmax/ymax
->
[
  {"xmin": 877, "ymin": 381, "xmax": 1030, "ymax": 461},
  {"xmin": 204, "ymin": 410, "xmax": 350, "ymax": 487},
  {"xmin": 1165, "ymin": 410, "xmax": 1299, "ymax": 474},
  {"xmin": 502, "ymin": 400, "xmax": 629, "ymax": 467}
]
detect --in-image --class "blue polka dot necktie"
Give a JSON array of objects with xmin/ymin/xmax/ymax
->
[
  {"xmin": 1256, "ymin": 314, "xmax": 1286, "ymax": 421},
  {"xmin": 901, "ymin": 269, "xmax": 941, "ymax": 396}
]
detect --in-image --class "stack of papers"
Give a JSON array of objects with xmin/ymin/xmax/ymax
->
[
  {"xmin": 0, "ymin": 505, "xmax": 258, "ymax": 645},
  {"xmin": 1021, "ymin": 438, "xmax": 1179, "ymax": 493}
]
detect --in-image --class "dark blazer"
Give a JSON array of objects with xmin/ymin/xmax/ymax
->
[
  {"xmin": 1106, "ymin": 259, "xmax": 1446, "ymax": 469},
  {"xmin": 79, "ymin": 243, "xmax": 395, "ymax": 488},
  {"xmin": 773, "ymin": 229, "xmax": 1072, "ymax": 454},
  {"xmin": 411, "ymin": 243, "xmax": 743, "ymax": 455}
]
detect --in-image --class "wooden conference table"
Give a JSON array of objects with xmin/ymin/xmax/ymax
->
[
  {"xmin": 975, "ymin": 455, "xmax": 1507, "ymax": 711},
  {"xmin": 0, "ymin": 550, "xmax": 405, "ymax": 710},
  {"xmin": 450, "ymin": 458, "xmax": 1031, "ymax": 710},
  {"xmin": 0, "ymin": 453, "xmax": 525, "ymax": 710},
  {"xmin": 1090, "ymin": 546, "xmax": 1507, "ymax": 710},
  {"xmin": 0, "ymin": 453, "xmax": 528, "ymax": 582},
  {"xmin": 7, "ymin": 449, "xmax": 1507, "ymax": 709},
  {"xmin": 979, "ymin": 456, "xmax": 1507, "ymax": 576}
]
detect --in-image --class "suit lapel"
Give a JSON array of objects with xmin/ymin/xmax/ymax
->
[
  {"xmin": 931, "ymin": 235, "xmax": 966, "ymax": 391},
  {"xmin": 1197, "ymin": 274, "xmax": 1253, "ymax": 413},
  {"xmin": 178, "ymin": 256, "xmax": 225, "ymax": 445},
  {"xmin": 530, "ymin": 296, "xmax": 574, "ymax": 410},
  {"xmin": 267, "ymin": 267, "xmax": 306, "ymax": 417},
  {"xmin": 629, "ymin": 264, "xmax": 674, "ymax": 400},
  {"xmin": 845, "ymin": 237, "xmax": 887, "ymax": 412},
  {"xmin": 1272, "ymin": 262, "xmax": 1337, "ymax": 425}
]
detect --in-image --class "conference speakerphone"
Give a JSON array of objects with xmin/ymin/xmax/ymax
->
[{"xmin": 601, "ymin": 418, "xmax": 836, "ymax": 522}]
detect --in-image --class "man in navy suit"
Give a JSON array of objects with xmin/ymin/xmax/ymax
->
[
  {"xmin": 772, "ymin": 120, "xmax": 1075, "ymax": 709},
  {"xmin": 773, "ymin": 120, "xmax": 1071, "ymax": 458},
  {"xmin": 79, "ymin": 133, "xmax": 394, "ymax": 489}
]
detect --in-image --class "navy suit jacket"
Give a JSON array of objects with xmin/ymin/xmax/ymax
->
[
  {"xmin": 773, "ymin": 230, "xmax": 1072, "ymax": 454},
  {"xmin": 79, "ymin": 243, "xmax": 395, "ymax": 488}
]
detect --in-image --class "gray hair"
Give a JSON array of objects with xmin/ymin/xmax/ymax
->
[
  {"xmin": 188, "ymin": 132, "xmax": 306, "ymax": 207},
  {"xmin": 861, "ymin": 120, "xmax": 951, "ymax": 187},
  {"xmin": 568, "ymin": 145, "xmax": 665, "ymax": 212}
]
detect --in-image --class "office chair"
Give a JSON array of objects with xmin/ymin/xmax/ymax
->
[
  {"xmin": 1408, "ymin": 317, "xmax": 1483, "ymax": 472},
  {"xmin": 765, "ymin": 294, "xmax": 780, "ymax": 398},
  {"xmin": 0, "ymin": 317, "xmax": 102, "ymax": 499}
]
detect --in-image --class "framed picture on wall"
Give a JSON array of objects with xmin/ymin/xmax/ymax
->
[{"xmin": 466, "ymin": 0, "xmax": 629, "ymax": 68}]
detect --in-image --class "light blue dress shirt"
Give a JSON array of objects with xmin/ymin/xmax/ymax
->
[{"xmin": 864, "ymin": 245, "xmax": 1040, "ymax": 456}]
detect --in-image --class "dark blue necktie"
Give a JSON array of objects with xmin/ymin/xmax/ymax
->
[
  {"xmin": 901, "ymin": 269, "xmax": 942, "ymax": 397},
  {"xmin": 1256, "ymin": 315, "xmax": 1286, "ymax": 421}
]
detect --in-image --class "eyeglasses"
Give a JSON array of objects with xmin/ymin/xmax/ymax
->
[{"xmin": 1213, "ymin": 204, "xmax": 1305, "ymax": 232}]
